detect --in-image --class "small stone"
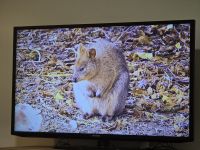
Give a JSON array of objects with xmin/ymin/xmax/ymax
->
[
  {"xmin": 151, "ymin": 93, "xmax": 157, "ymax": 99},
  {"xmin": 147, "ymin": 87, "xmax": 153, "ymax": 95},
  {"xmin": 69, "ymin": 120, "xmax": 77, "ymax": 130}
]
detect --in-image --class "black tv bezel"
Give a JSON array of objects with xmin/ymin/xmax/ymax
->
[{"xmin": 11, "ymin": 20, "xmax": 195, "ymax": 142}]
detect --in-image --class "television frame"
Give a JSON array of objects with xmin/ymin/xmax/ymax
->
[{"xmin": 11, "ymin": 20, "xmax": 195, "ymax": 142}]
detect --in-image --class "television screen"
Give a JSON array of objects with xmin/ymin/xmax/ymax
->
[{"xmin": 12, "ymin": 20, "xmax": 194, "ymax": 141}]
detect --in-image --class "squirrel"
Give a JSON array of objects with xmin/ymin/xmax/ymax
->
[{"xmin": 72, "ymin": 39, "xmax": 129, "ymax": 121}]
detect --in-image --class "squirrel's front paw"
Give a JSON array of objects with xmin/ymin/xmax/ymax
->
[
  {"xmin": 95, "ymin": 90, "xmax": 102, "ymax": 98},
  {"xmin": 86, "ymin": 88, "xmax": 102, "ymax": 98},
  {"xmin": 86, "ymin": 90, "xmax": 96, "ymax": 98}
]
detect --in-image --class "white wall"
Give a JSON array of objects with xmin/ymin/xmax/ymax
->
[{"xmin": 0, "ymin": 0, "xmax": 199, "ymax": 148}]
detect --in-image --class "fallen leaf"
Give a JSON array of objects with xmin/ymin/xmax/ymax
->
[
  {"xmin": 127, "ymin": 53, "xmax": 139, "ymax": 61},
  {"xmin": 175, "ymin": 42, "xmax": 182, "ymax": 49},
  {"xmin": 162, "ymin": 95, "xmax": 170, "ymax": 103},
  {"xmin": 151, "ymin": 93, "xmax": 160, "ymax": 99},
  {"xmin": 136, "ymin": 52, "xmax": 153, "ymax": 60},
  {"xmin": 54, "ymin": 90, "xmax": 64, "ymax": 101},
  {"xmin": 42, "ymin": 91, "xmax": 53, "ymax": 97},
  {"xmin": 132, "ymin": 109, "xmax": 143, "ymax": 119},
  {"xmin": 136, "ymin": 31, "xmax": 151, "ymax": 45},
  {"xmin": 133, "ymin": 89, "xmax": 146, "ymax": 96},
  {"xmin": 174, "ymin": 124, "xmax": 181, "ymax": 132}
]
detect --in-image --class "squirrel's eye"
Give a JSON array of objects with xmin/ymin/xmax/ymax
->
[{"xmin": 79, "ymin": 67, "xmax": 84, "ymax": 71}]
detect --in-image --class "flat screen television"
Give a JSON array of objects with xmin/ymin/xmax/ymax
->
[{"xmin": 11, "ymin": 20, "xmax": 195, "ymax": 142}]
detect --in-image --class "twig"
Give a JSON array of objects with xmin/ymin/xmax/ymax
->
[
  {"xmin": 42, "ymin": 74, "xmax": 70, "ymax": 77},
  {"xmin": 31, "ymin": 61, "xmax": 37, "ymax": 68},
  {"xmin": 91, "ymin": 29, "xmax": 110, "ymax": 40},
  {"xmin": 115, "ymin": 26, "xmax": 132, "ymax": 43},
  {"xmin": 65, "ymin": 48, "xmax": 76, "ymax": 53},
  {"xmin": 64, "ymin": 59, "xmax": 75, "ymax": 64},
  {"xmin": 153, "ymin": 62, "xmax": 189, "ymax": 87},
  {"xmin": 29, "ymin": 48, "xmax": 41, "ymax": 62},
  {"xmin": 107, "ymin": 121, "xmax": 118, "ymax": 131},
  {"xmin": 27, "ymin": 73, "xmax": 71, "ymax": 77},
  {"xmin": 24, "ymin": 60, "xmax": 45, "ymax": 63},
  {"xmin": 163, "ymin": 67, "xmax": 176, "ymax": 79}
]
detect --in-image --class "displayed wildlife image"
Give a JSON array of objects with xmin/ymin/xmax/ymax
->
[{"xmin": 14, "ymin": 23, "xmax": 190, "ymax": 137}]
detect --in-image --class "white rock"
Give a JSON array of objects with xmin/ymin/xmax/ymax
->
[
  {"xmin": 15, "ymin": 103, "xmax": 42, "ymax": 132},
  {"xmin": 69, "ymin": 120, "xmax": 77, "ymax": 130},
  {"xmin": 147, "ymin": 87, "xmax": 153, "ymax": 95}
]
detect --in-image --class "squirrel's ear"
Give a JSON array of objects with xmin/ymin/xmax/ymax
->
[
  {"xmin": 78, "ymin": 44, "xmax": 87, "ymax": 55},
  {"xmin": 88, "ymin": 48, "xmax": 96, "ymax": 59}
]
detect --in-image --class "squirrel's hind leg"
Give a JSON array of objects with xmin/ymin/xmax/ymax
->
[
  {"xmin": 101, "ymin": 115, "xmax": 116, "ymax": 122},
  {"xmin": 83, "ymin": 108, "xmax": 99, "ymax": 120},
  {"xmin": 83, "ymin": 113, "xmax": 94, "ymax": 120}
]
